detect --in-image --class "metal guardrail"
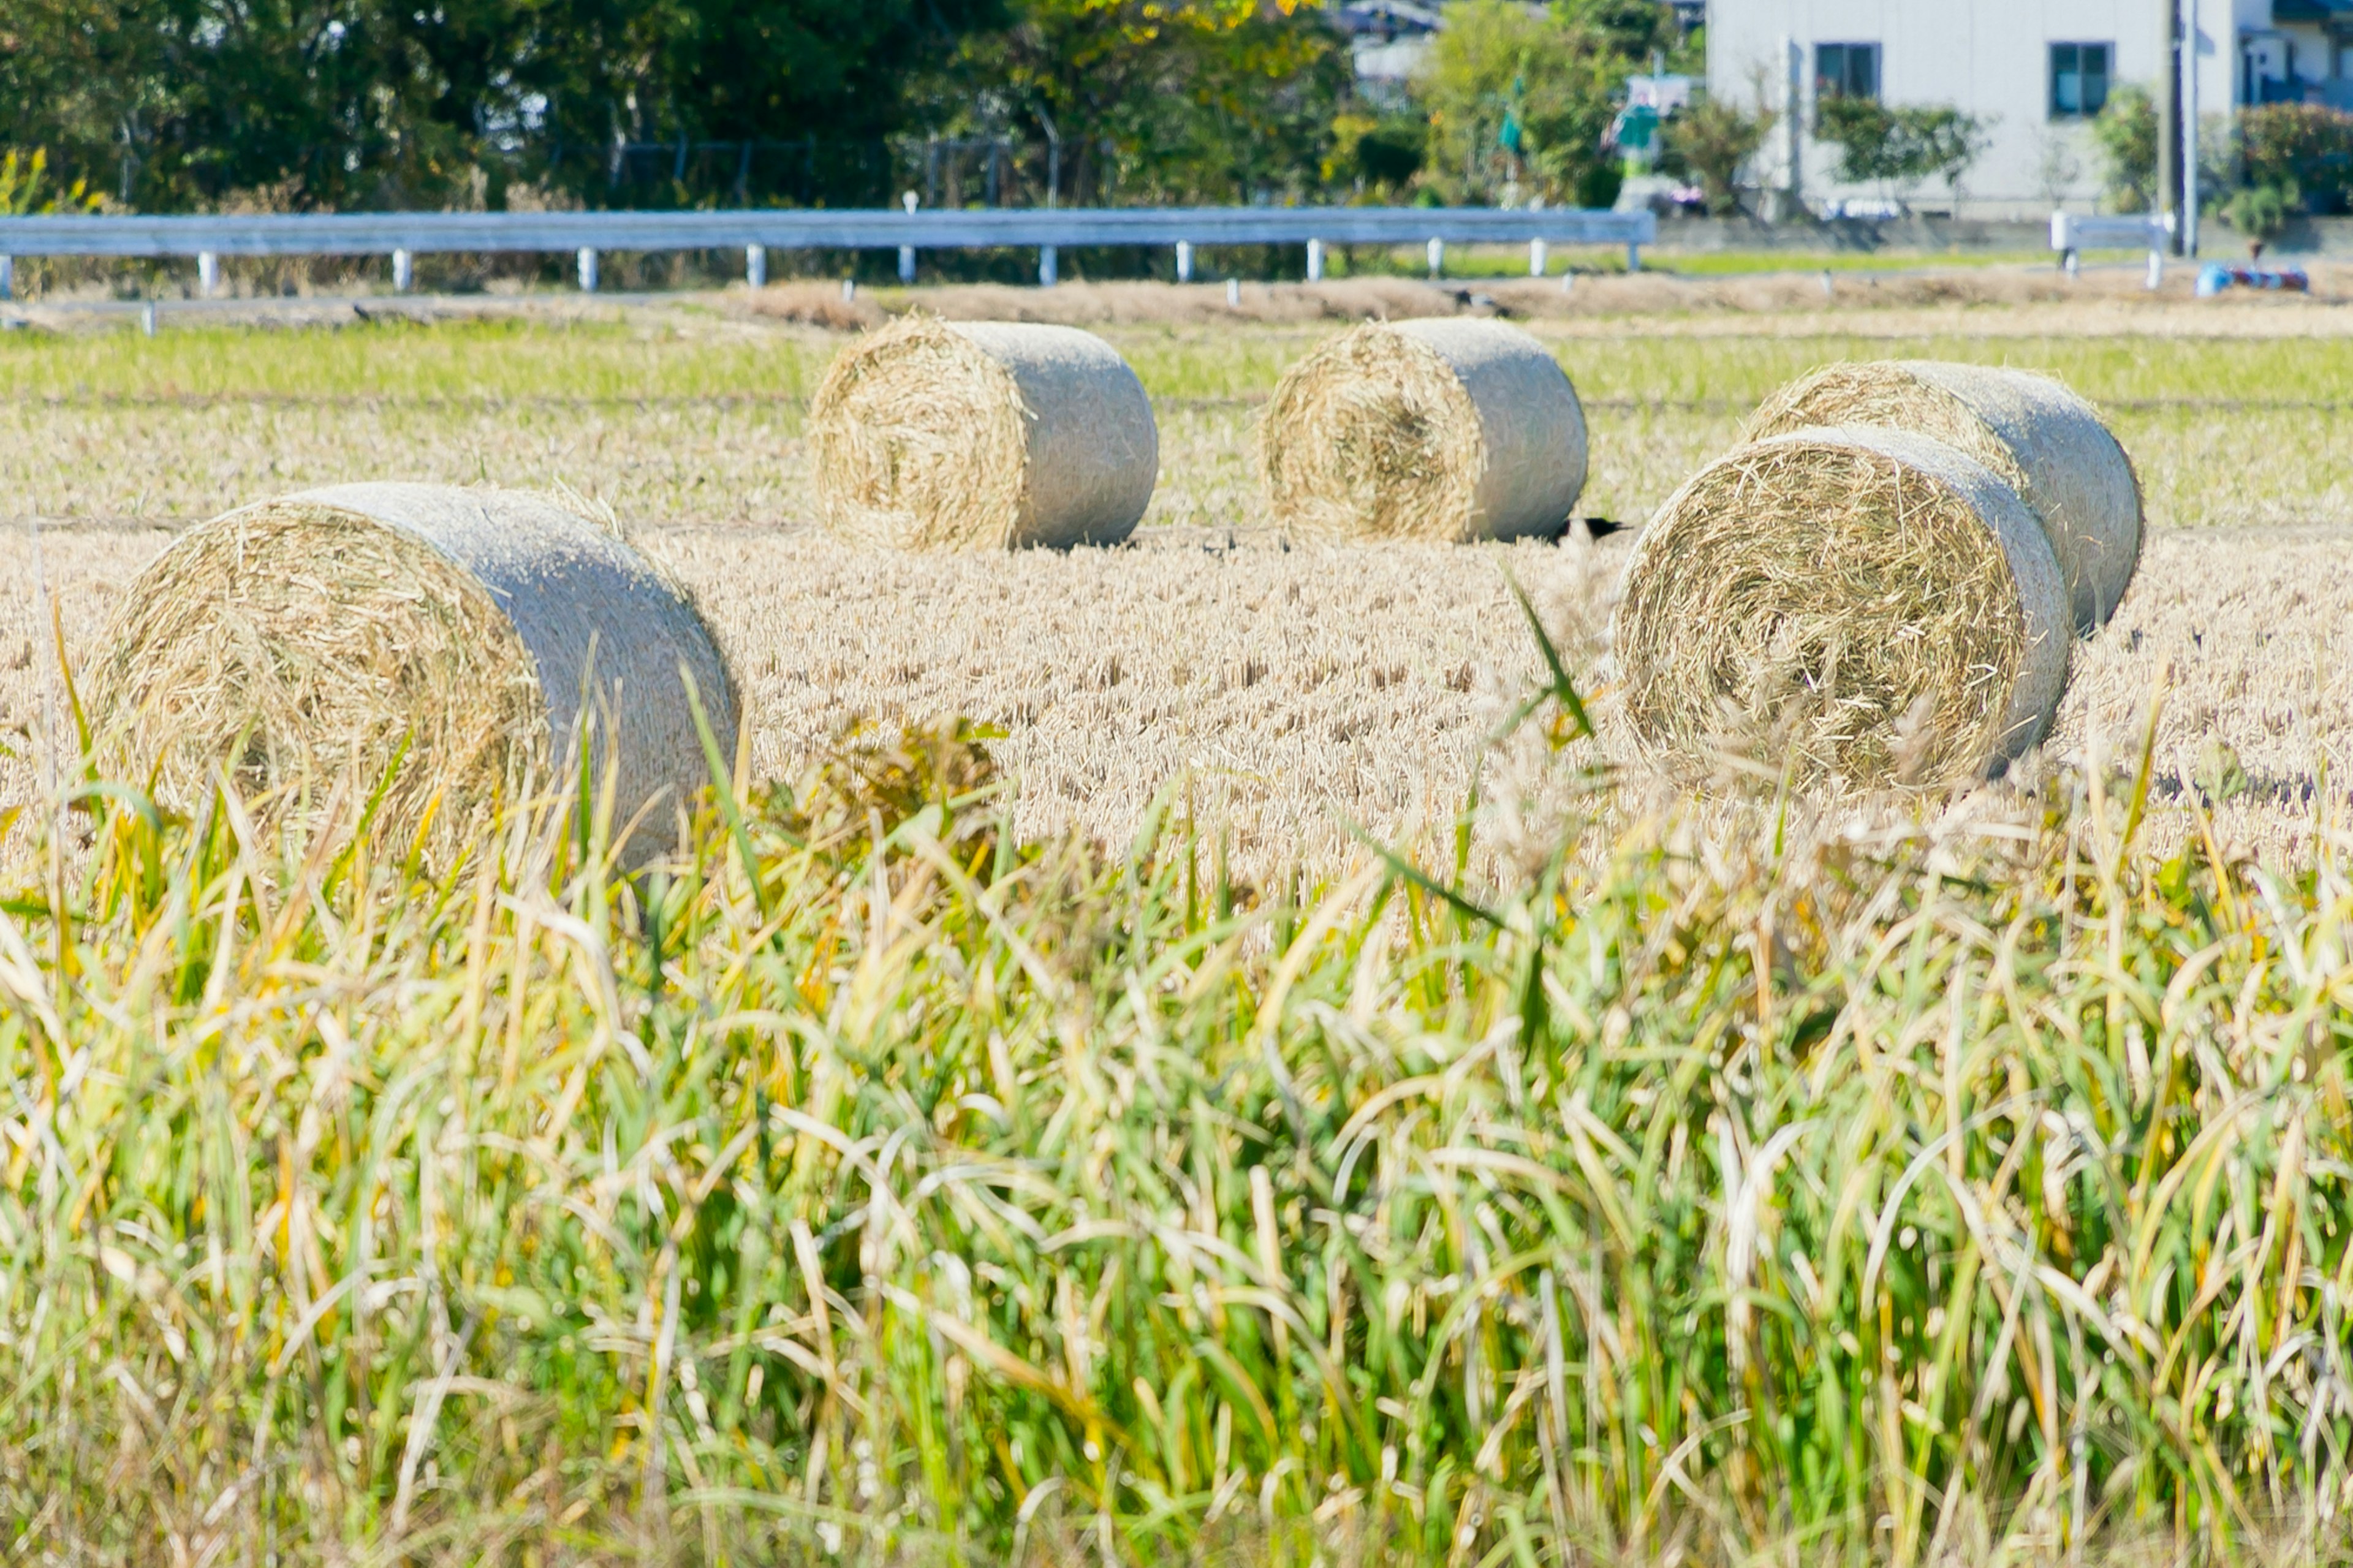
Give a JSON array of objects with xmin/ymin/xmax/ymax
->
[
  {"xmin": 2049, "ymin": 211, "xmax": 2175, "ymax": 288},
  {"xmin": 0, "ymin": 205, "xmax": 1658, "ymax": 295}
]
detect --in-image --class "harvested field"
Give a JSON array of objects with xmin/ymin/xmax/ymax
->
[
  {"xmin": 9, "ymin": 519, "xmax": 2351, "ymax": 877},
  {"xmin": 4, "ymin": 294, "xmax": 2351, "ymax": 880},
  {"xmin": 9, "ymin": 287, "xmax": 2353, "ymax": 1563}
]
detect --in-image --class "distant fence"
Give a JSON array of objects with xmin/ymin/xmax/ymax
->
[{"xmin": 0, "ymin": 205, "xmax": 1659, "ymax": 295}]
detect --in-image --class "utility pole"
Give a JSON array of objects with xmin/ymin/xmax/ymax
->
[
  {"xmin": 2183, "ymin": 0, "xmax": 2202, "ymax": 254},
  {"xmin": 2159, "ymin": 0, "xmax": 2180, "ymax": 251}
]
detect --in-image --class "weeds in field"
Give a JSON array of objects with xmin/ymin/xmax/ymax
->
[{"xmin": 0, "ymin": 646, "xmax": 2349, "ymax": 1566}]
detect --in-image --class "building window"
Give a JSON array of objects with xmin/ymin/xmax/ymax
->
[
  {"xmin": 1816, "ymin": 42, "xmax": 1881, "ymax": 101},
  {"xmin": 2050, "ymin": 42, "xmax": 2111, "ymax": 118}
]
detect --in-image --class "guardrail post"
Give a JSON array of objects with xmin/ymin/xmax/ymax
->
[
  {"xmin": 2048, "ymin": 211, "xmax": 2072, "ymax": 265},
  {"xmin": 2064, "ymin": 249, "xmax": 2081, "ymax": 280},
  {"xmin": 577, "ymin": 247, "xmax": 599, "ymax": 293},
  {"xmin": 0, "ymin": 255, "xmax": 12, "ymax": 301},
  {"xmin": 1039, "ymin": 244, "xmax": 1058, "ymax": 287},
  {"xmin": 1305, "ymin": 238, "xmax": 1324, "ymax": 282},
  {"xmin": 898, "ymin": 245, "xmax": 917, "ymax": 284},
  {"xmin": 142, "ymin": 301, "xmax": 157, "ymax": 336},
  {"xmin": 1176, "ymin": 241, "xmax": 1193, "ymax": 282},
  {"xmin": 2146, "ymin": 247, "xmax": 2164, "ymax": 290},
  {"xmin": 392, "ymin": 249, "xmax": 414, "ymax": 292},
  {"xmin": 1529, "ymin": 238, "xmax": 1547, "ymax": 278},
  {"xmin": 1626, "ymin": 239, "xmax": 1642, "ymax": 273},
  {"xmin": 1426, "ymin": 237, "xmax": 1444, "ymax": 278},
  {"xmin": 198, "ymin": 251, "xmax": 219, "ymax": 297},
  {"xmin": 746, "ymin": 244, "xmax": 766, "ymax": 289}
]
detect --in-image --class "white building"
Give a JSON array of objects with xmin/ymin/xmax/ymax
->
[{"xmin": 1707, "ymin": 1, "xmax": 2353, "ymax": 218}]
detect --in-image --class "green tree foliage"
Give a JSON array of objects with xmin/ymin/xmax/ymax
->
[
  {"xmin": 2222, "ymin": 178, "xmax": 2298, "ymax": 243},
  {"xmin": 0, "ymin": 0, "xmax": 1010, "ymax": 210},
  {"xmin": 933, "ymin": 0, "xmax": 1349, "ymax": 204},
  {"xmin": 1813, "ymin": 96, "xmax": 1989, "ymax": 208},
  {"xmin": 2091, "ymin": 82, "xmax": 2158, "ymax": 213},
  {"xmin": 2237, "ymin": 103, "xmax": 2353, "ymax": 213},
  {"xmin": 1658, "ymin": 95, "xmax": 1773, "ymax": 215},
  {"xmin": 1414, "ymin": 0, "xmax": 1654, "ymax": 210}
]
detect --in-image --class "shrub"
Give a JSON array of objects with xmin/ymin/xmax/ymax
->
[
  {"xmin": 2238, "ymin": 103, "xmax": 2353, "ymax": 213},
  {"xmin": 2092, "ymin": 82, "xmax": 2159, "ymax": 212},
  {"xmin": 1813, "ymin": 97, "xmax": 1990, "ymax": 208},
  {"xmin": 2223, "ymin": 178, "xmax": 2300, "ymax": 242},
  {"xmin": 1659, "ymin": 96, "xmax": 1775, "ymax": 216}
]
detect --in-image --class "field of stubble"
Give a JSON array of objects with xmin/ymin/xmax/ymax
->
[{"xmin": 4, "ymin": 278, "xmax": 2352, "ymax": 876}]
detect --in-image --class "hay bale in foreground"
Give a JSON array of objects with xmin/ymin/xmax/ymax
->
[
  {"xmin": 809, "ymin": 317, "xmax": 1159, "ymax": 550},
  {"xmin": 1744, "ymin": 360, "xmax": 2143, "ymax": 633},
  {"xmin": 1259, "ymin": 318, "xmax": 1588, "ymax": 543},
  {"xmin": 88, "ymin": 482, "xmax": 738, "ymax": 865},
  {"xmin": 1615, "ymin": 427, "xmax": 2070, "ymax": 790}
]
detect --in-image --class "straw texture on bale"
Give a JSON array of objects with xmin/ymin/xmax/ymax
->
[
  {"xmin": 1745, "ymin": 359, "xmax": 2143, "ymax": 632},
  {"xmin": 808, "ymin": 317, "xmax": 1159, "ymax": 550},
  {"xmin": 1259, "ymin": 318, "xmax": 1588, "ymax": 543},
  {"xmin": 1615, "ymin": 426, "xmax": 2071, "ymax": 789},
  {"xmin": 88, "ymin": 482, "xmax": 738, "ymax": 865}
]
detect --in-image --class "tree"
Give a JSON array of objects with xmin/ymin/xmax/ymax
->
[
  {"xmin": 0, "ymin": 0, "xmax": 1007, "ymax": 210},
  {"xmin": 2091, "ymin": 83, "xmax": 2158, "ymax": 213},
  {"xmin": 1813, "ymin": 97, "xmax": 1989, "ymax": 210},
  {"xmin": 1659, "ymin": 96, "xmax": 1772, "ymax": 215},
  {"xmin": 926, "ymin": 0, "xmax": 1347, "ymax": 205},
  {"xmin": 1414, "ymin": 0, "xmax": 1643, "ymax": 209}
]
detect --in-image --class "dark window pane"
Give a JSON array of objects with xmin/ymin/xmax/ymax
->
[
  {"xmin": 1816, "ymin": 44, "xmax": 1845, "ymax": 99},
  {"xmin": 1850, "ymin": 45, "xmax": 1877, "ymax": 98},
  {"xmin": 1817, "ymin": 42, "xmax": 1879, "ymax": 100},
  {"xmin": 2050, "ymin": 41, "xmax": 2113, "ymax": 117}
]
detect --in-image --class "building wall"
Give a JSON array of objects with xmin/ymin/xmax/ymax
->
[{"xmin": 1708, "ymin": 0, "xmax": 2259, "ymax": 218}]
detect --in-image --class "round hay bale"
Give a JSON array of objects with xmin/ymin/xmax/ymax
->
[
  {"xmin": 1614, "ymin": 427, "xmax": 2071, "ymax": 790},
  {"xmin": 1743, "ymin": 359, "xmax": 2142, "ymax": 633},
  {"xmin": 88, "ymin": 482, "xmax": 738, "ymax": 866},
  {"xmin": 1259, "ymin": 318, "xmax": 1588, "ymax": 543},
  {"xmin": 808, "ymin": 317, "xmax": 1159, "ymax": 550}
]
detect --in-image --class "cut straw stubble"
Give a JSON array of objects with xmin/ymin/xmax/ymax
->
[
  {"xmin": 87, "ymin": 482, "xmax": 739, "ymax": 868},
  {"xmin": 1615, "ymin": 426, "xmax": 2071, "ymax": 791}
]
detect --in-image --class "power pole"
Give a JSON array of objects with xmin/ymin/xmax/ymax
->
[
  {"xmin": 2182, "ymin": 0, "xmax": 2202, "ymax": 254},
  {"xmin": 2159, "ymin": 0, "xmax": 2182, "ymax": 251}
]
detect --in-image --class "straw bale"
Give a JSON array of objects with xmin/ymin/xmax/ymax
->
[
  {"xmin": 1615, "ymin": 426, "xmax": 2071, "ymax": 790},
  {"xmin": 808, "ymin": 316, "xmax": 1158, "ymax": 550},
  {"xmin": 86, "ymin": 482, "xmax": 737, "ymax": 866},
  {"xmin": 1259, "ymin": 318, "xmax": 1588, "ymax": 543},
  {"xmin": 1745, "ymin": 359, "xmax": 2143, "ymax": 632}
]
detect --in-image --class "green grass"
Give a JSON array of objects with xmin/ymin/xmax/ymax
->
[
  {"xmin": 9, "ymin": 308, "xmax": 2350, "ymax": 413},
  {"xmin": 0, "ymin": 315, "xmax": 824, "ymax": 405},
  {"xmin": 6, "ymin": 650, "xmax": 2353, "ymax": 1561}
]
